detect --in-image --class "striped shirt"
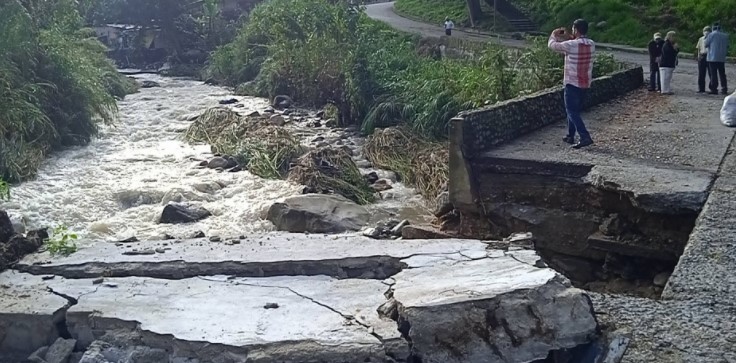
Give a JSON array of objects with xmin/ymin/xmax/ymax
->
[{"xmin": 548, "ymin": 33, "xmax": 596, "ymax": 89}]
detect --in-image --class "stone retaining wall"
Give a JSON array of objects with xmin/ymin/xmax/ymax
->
[
  {"xmin": 455, "ymin": 66, "xmax": 643, "ymax": 158},
  {"xmin": 448, "ymin": 66, "xmax": 643, "ymax": 211}
]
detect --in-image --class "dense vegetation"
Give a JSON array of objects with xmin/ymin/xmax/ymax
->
[
  {"xmin": 516, "ymin": 0, "xmax": 735, "ymax": 53},
  {"xmin": 0, "ymin": 0, "xmax": 135, "ymax": 182},
  {"xmin": 78, "ymin": 0, "xmax": 249, "ymax": 68},
  {"xmin": 208, "ymin": 0, "xmax": 621, "ymax": 140}
]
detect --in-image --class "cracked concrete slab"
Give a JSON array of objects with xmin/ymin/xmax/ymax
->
[
  {"xmin": 0, "ymin": 272, "xmax": 69, "ymax": 354},
  {"xmin": 2, "ymin": 272, "xmax": 391, "ymax": 362},
  {"xmin": 15, "ymin": 233, "xmax": 488, "ymax": 279},
  {"xmin": 0, "ymin": 248, "xmax": 599, "ymax": 362}
]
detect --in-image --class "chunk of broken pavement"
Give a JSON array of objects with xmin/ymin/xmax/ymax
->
[
  {"xmin": 44, "ymin": 338, "xmax": 76, "ymax": 363},
  {"xmin": 390, "ymin": 252, "xmax": 598, "ymax": 362}
]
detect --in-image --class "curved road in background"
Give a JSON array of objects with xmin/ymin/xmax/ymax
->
[{"xmin": 364, "ymin": 2, "xmax": 698, "ymax": 74}]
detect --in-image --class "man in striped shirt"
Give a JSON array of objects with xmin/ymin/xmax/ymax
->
[{"xmin": 548, "ymin": 19, "xmax": 596, "ymax": 149}]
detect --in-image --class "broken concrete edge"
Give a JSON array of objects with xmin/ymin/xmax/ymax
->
[
  {"xmin": 15, "ymin": 256, "xmax": 406, "ymax": 280},
  {"xmin": 389, "ymin": 274, "xmax": 601, "ymax": 363},
  {"xmin": 466, "ymin": 156, "xmax": 711, "ymax": 216},
  {"xmin": 13, "ymin": 235, "xmax": 496, "ymax": 280},
  {"xmin": 1, "ymin": 248, "xmax": 602, "ymax": 362}
]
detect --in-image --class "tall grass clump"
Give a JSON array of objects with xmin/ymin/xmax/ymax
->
[
  {"xmin": 0, "ymin": 0, "xmax": 132, "ymax": 182},
  {"xmin": 185, "ymin": 107, "xmax": 301, "ymax": 179}
]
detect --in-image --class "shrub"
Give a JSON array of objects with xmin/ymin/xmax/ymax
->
[
  {"xmin": 0, "ymin": 0, "xmax": 132, "ymax": 182},
  {"xmin": 46, "ymin": 225, "xmax": 78, "ymax": 257},
  {"xmin": 288, "ymin": 148, "xmax": 376, "ymax": 205},
  {"xmin": 364, "ymin": 127, "xmax": 448, "ymax": 202}
]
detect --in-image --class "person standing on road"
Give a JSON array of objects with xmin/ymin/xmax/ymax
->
[
  {"xmin": 659, "ymin": 31, "xmax": 679, "ymax": 95},
  {"xmin": 706, "ymin": 23, "xmax": 729, "ymax": 95},
  {"xmin": 444, "ymin": 17, "xmax": 454, "ymax": 36},
  {"xmin": 648, "ymin": 33, "xmax": 664, "ymax": 92},
  {"xmin": 696, "ymin": 26, "xmax": 712, "ymax": 93},
  {"xmin": 548, "ymin": 18, "xmax": 596, "ymax": 149}
]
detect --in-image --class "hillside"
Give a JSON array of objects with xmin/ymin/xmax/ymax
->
[
  {"xmin": 395, "ymin": 0, "xmax": 735, "ymax": 54},
  {"xmin": 515, "ymin": 0, "xmax": 735, "ymax": 54}
]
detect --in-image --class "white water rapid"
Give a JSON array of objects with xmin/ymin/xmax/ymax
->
[{"xmin": 1, "ymin": 75, "xmax": 428, "ymax": 241}]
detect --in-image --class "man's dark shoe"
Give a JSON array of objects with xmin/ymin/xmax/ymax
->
[
  {"xmin": 697, "ymin": 90, "xmax": 705, "ymax": 93},
  {"xmin": 723, "ymin": 90, "xmax": 730, "ymax": 95},
  {"xmin": 563, "ymin": 136, "xmax": 575, "ymax": 144},
  {"xmin": 709, "ymin": 91, "xmax": 719, "ymax": 95},
  {"xmin": 572, "ymin": 138, "xmax": 594, "ymax": 149},
  {"xmin": 648, "ymin": 88, "xmax": 656, "ymax": 92}
]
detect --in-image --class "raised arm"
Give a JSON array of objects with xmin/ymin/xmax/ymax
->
[{"xmin": 548, "ymin": 29, "xmax": 571, "ymax": 54}]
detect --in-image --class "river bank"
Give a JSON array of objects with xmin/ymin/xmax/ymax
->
[{"xmin": 0, "ymin": 74, "xmax": 433, "ymax": 243}]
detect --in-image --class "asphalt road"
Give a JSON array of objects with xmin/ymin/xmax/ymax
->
[{"xmin": 364, "ymin": 2, "xmax": 699, "ymax": 75}]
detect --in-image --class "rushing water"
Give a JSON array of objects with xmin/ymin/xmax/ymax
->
[{"xmin": 1, "ymin": 75, "xmax": 428, "ymax": 242}]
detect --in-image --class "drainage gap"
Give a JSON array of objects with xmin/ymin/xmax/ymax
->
[{"xmin": 466, "ymin": 160, "xmax": 702, "ymax": 299}]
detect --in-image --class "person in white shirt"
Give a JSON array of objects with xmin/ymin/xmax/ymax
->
[
  {"xmin": 444, "ymin": 18, "xmax": 454, "ymax": 36},
  {"xmin": 696, "ymin": 26, "xmax": 712, "ymax": 93}
]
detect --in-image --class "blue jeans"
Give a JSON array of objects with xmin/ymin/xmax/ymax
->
[{"xmin": 564, "ymin": 84, "xmax": 591, "ymax": 140}]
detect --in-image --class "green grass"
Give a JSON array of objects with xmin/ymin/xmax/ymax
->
[
  {"xmin": 207, "ymin": 0, "xmax": 623, "ymax": 141},
  {"xmin": 394, "ymin": 0, "xmax": 512, "ymax": 31},
  {"xmin": 515, "ymin": 0, "xmax": 736, "ymax": 55}
]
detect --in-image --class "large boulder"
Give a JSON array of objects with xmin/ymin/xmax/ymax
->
[
  {"xmin": 160, "ymin": 203, "xmax": 211, "ymax": 224},
  {"xmin": 267, "ymin": 194, "xmax": 370, "ymax": 233},
  {"xmin": 0, "ymin": 210, "xmax": 13, "ymax": 243}
]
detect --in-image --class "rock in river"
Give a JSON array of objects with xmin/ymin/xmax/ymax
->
[
  {"xmin": 207, "ymin": 157, "xmax": 229, "ymax": 169},
  {"xmin": 267, "ymin": 194, "xmax": 369, "ymax": 233},
  {"xmin": 272, "ymin": 95, "xmax": 293, "ymax": 109},
  {"xmin": 140, "ymin": 80, "xmax": 160, "ymax": 88},
  {"xmin": 0, "ymin": 210, "xmax": 13, "ymax": 243},
  {"xmin": 402, "ymin": 225, "xmax": 452, "ymax": 240},
  {"xmin": 160, "ymin": 203, "xmax": 211, "ymax": 224}
]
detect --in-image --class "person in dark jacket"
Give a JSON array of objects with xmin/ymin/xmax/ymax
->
[
  {"xmin": 648, "ymin": 33, "xmax": 664, "ymax": 91},
  {"xmin": 659, "ymin": 31, "xmax": 679, "ymax": 95}
]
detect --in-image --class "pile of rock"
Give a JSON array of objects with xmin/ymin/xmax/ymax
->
[
  {"xmin": 361, "ymin": 219, "xmax": 408, "ymax": 239},
  {"xmin": 362, "ymin": 171, "xmax": 393, "ymax": 192}
]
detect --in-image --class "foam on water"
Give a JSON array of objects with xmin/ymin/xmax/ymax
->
[
  {"xmin": 2, "ymin": 75, "xmax": 432, "ymax": 241},
  {"xmin": 2, "ymin": 75, "xmax": 303, "ymax": 240}
]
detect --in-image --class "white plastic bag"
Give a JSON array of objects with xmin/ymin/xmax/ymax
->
[{"xmin": 722, "ymin": 92, "xmax": 736, "ymax": 127}]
